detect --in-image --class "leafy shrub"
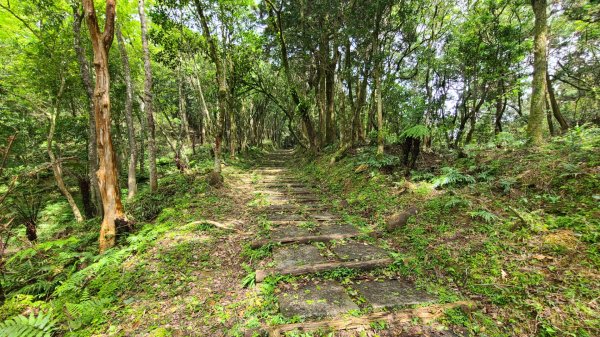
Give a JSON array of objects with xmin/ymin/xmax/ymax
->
[
  {"xmin": 64, "ymin": 290, "xmax": 110, "ymax": 330},
  {"xmin": 356, "ymin": 149, "xmax": 400, "ymax": 169},
  {"xmin": 5, "ymin": 237, "xmax": 95, "ymax": 299},
  {"xmin": 128, "ymin": 175, "xmax": 188, "ymax": 221},
  {"xmin": 0, "ymin": 295, "xmax": 46, "ymax": 321}
]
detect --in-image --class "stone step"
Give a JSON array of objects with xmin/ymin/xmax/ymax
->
[
  {"xmin": 251, "ymin": 223, "xmax": 360, "ymax": 248},
  {"xmin": 255, "ymin": 242, "xmax": 392, "ymax": 282},
  {"xmin": 278, "ymin": 281, "xmax": 358, "ymax": 319},
  {"xmin": 256, "ymin": 204, "xmax": 329, "ymax": 213},
  {"xmin": 277, "ymin": 278, "xmax": 438, "ymax": 320}
]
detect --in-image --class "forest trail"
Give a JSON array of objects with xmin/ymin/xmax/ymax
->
[{"xmin": 247, "ymin": 150, "xmax": 467, "ymax": 336}]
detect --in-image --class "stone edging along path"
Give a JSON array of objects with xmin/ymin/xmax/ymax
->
[{"xmin": 246, "ymin": 150, "xmax": 472, "ymax": 336}]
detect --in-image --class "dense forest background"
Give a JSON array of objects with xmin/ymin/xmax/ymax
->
[{"xmin": 0, "ymin": 0, "xmax": 598, "ymax": 336}]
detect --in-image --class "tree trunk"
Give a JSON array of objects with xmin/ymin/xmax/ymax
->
[
  {"xmin": 494, "ymin": 80, "xmax": 506, "ymax": 135},
  {"xmin": 77, "ymin": 176, "xmax": 95, "ymax": 218},
  {"xmin": 352, "ymin": 72, "xmax": 368, "ymax": 145},
  {"xmin": 83, "ymin": 0, "xmax": 127, "ymax": 253},
  {"xmin": 177, "ymin": 56, "xmax": 191, "ymax": 146},
  {"xmin": 325, "ymin": 47, "xmax": 337, "ymax": 145},
  {"xmin": 72, "ymin": 5, "xmax": 100, "ymax": 216},
  {"xmin": 194, "ymin": 0, "xmax": 226, "ymax": 175},
  {"xmin": 137, "ymin": 97, "xmax": 146, "ymax": 176},
  {"xmin": 138, "ymin": 0, "xmax": 158, "ymax": 192},
  {"xmin": 47, "ymin": 80, "xmax": 84, "ymax": 224},
  {"xmin": 546, "ymin": 96, "xmax": 556, "ymax": 136},
  {"xmin": 527, "ymin": 0, "xmax": 548, "ymax": 145},
  {"xmin": 375, "ymin": 65, "xmax": 384, "ymax": 154},
  {"xmin": 546, "ymin": 69, "xmax": 568, "ymax": 132},
  {"xmin": 116, "ymin": 25, "xmax": 137, "ymax": 201}
]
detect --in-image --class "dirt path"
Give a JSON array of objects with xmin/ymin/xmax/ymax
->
[{"xmin": 246, "ymin": 150, "xmax": 467, "ymax": 336}]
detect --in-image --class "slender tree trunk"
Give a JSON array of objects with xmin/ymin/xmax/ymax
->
[
  {"xmin": 375, "ymin": 65, "xmax": 384, "ymax": 154},
  {"xmin": 137, "ymin": 98, "xmax": 146, "ymax": 176},
  {"xmin": 527, "ymin": 0, "xmax": 548, "ymax": 145},
  {"xmin": 494, "ymin": 81, "xmax": 506, "ymax": 134},
  {"xmin": 83, "ymin": 0, "xmax": 127, "ymax": 253},
  {"xmin": 317, "ymin": 53, "xmax": 326, "ymax": 146},
  {"xmin": 47, "ymin": 79, "xmax": 84, "ymax": 224},
  {"xmin": 546, "ymin": 96, "xmax": 556, "ymax": 136},
  {"xmin": 138, "ymin": 0, "xmax": 158, "ymax": 192},
  {"xmin": 353, "ymin": 71, "xmax": 368, "ymax": 145},
  {"xmin": 325, "ymin": 47, "xmax": 337, "ymax": 145},
  {"xmin": 178, "ymin": 55, "xmax": 191, "ymax": 146},
  {"xmin": 116, "ymin": 25, "xmax": 137, "ymax": 201},
  {"xmin": 72, "ymin": 5, "xmax": 100, "ymax": 216},
  {"xmin": 194, "ymin": 0, "xmax": 226, "ymax": 175},
  {"xmin": 546, "ymin": 69, "xmax": 568, "ymax": 132}
]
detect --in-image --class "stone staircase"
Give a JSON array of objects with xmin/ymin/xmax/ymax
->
[{"xmin": 249, "ymin": 149, "xmax": 466, "ymax": 336}]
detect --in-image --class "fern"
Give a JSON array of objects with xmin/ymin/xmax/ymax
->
[
  {"xmin": 444, "ymin": 196, "xmax": 471, "ymax": 210},
  {"xmin": 241, "ymin": 271, "xmax": 256, "ymax": 288},
  {"xmin": 432, "ymin": 167, "xmax": 476, "ymax": 188},
  {"xmin": 468, "ymin": 210, "xmax": 499, "ymax": 224},
  {"xmin": 400, "ymin": 124, "xmax": 430, "ymax": 140},
  {"xmin": 65, "ymin": 290, "xmax": 110, "ymax": 329},
  {"xmin": 0, "ymin": 312, "xmax": 57, "ymax": 337}
]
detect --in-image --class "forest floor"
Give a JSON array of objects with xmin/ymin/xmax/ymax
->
[{"xmin": 1, "ymin": 127, "xmax": 598, "ymax": 337}]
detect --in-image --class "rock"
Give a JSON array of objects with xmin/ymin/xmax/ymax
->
[
  {"xmin": 355, "ymin": 164, "xmax": 369, "ymax": 173},
  {"xmin": 385, "ymin": 207, "xmax": 418, "ymax": 232},
  {"xmin": 206, "ymin": 171, "xmax": 224, "ymax": 188}
]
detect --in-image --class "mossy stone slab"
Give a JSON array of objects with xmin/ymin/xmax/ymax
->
[
  {"xmin": 331, "ymin": 242, "xmax": 389, "ymax": 261},
  {"xmin": 273, "ymin": 245, "xmax": 328, "ymax": 269},
  {"xmin": 318, "ymin": 224, "xmax": 360, "ymax": 236},
  {"xmin": 271, "ymin": 226, "xmax": 314, "ymax": 240},
  {"xmin": 354, "ymin": 279, "xmax": 436, "ymax": 310},
  {"xmin": 279, "ymin": 281, "xmax": 358, "ymax": 318}
]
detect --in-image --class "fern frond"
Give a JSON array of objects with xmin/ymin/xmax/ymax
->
[{"xmin": 0, "ymin": 312, "xmax": 56, "ymax": 337}]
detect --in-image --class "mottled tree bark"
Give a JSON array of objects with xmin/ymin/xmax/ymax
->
[
  {"xmin": 72, "ymin": 5, "xmax": 100, "ymax": 216},
  {"xmin": 527, "ymin": 0, "xmax": 548, "ymax": 145},
  {"xmin": 375, "ymin": 64, "xmax": 384, "ymax": 154},
  {"xmin": 83, "ymin": 0, "xmax": 127, "ymax": 253},
  {"xmin": 116, "ymin": 25, "xmax": 137, "ymax": 201},
  {"xmin": 138, "ymin": 0, "xmax": 158, "ymax": 192}
]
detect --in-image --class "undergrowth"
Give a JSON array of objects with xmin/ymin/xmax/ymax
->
[
  {"xmin": 0, "ymin": 158, "xmax": 230, "ymax": 335},
  {"xmin": 296, "ymin": 126, "xmax": 600, "ymax": 337}
]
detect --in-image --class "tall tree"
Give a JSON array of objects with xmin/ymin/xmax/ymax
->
[
  {"xmin": 82, "ymin": 0, "xmax": 127, "ymax": 253},
  {"xmin": 116, "ymin": 24, "xmax": 137, "ymax": 201},
  {"xmin": 139, "ymin": 0, "xmax": 158, "ymax": 192},
  {"xmin": 527, "ymin": 0, "xmax": 548, "ymax": 145},
  {"xmin": 72, "ymin": 5, "xmax": 101, "ymax": 216},
  {"xmin": 193, "ymin": 0, "xmax": 227, "ymax": 177}
]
